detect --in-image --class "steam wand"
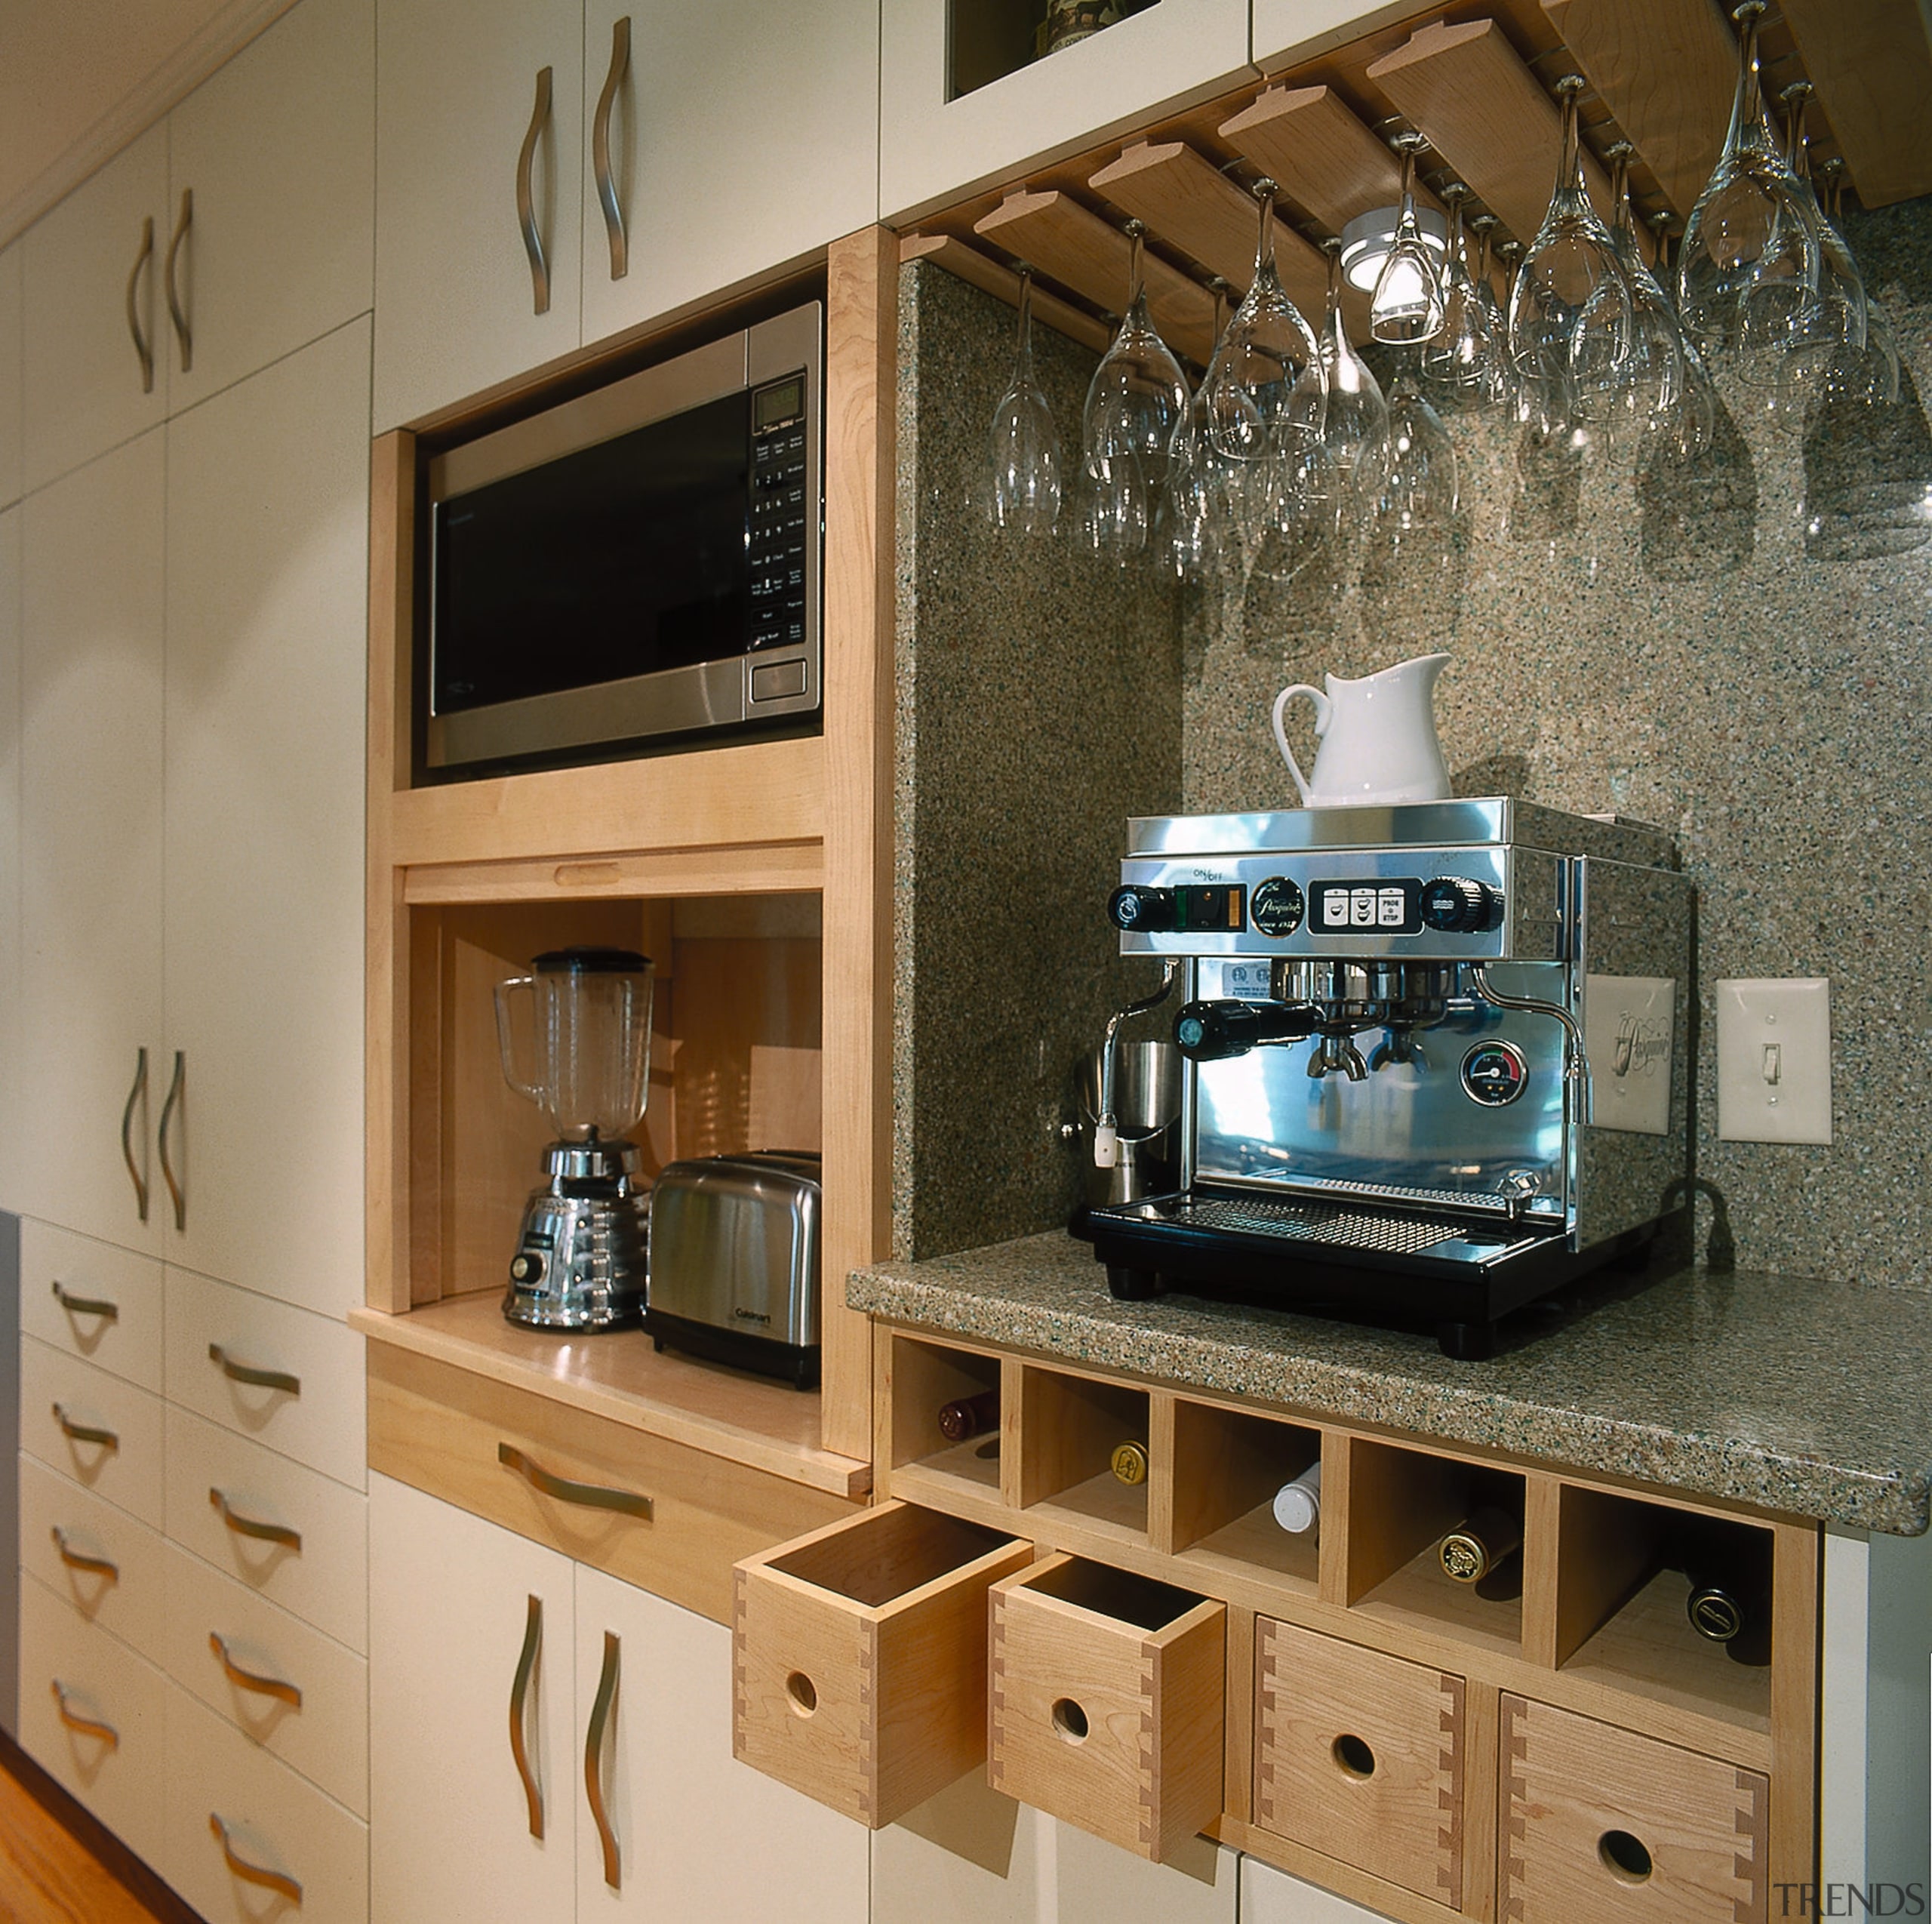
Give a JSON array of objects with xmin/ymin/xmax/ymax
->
[
  {"xmin": 1466, "ymin": 966, "xmax": 1592, "ymax": 1124},
  {"xmin": 1094, "ymin": 961, "xmax": 1180, "ymax": 1170}
]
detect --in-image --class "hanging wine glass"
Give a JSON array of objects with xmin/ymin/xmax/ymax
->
[
  {"xmin": 988, "ymin": 264, "xmax": 1063, "ymax": 536},
  {"xmin": 1601, "ymin": 141, "xmax": 1706, "ymax": 454},
  {"xmin": 1164, "ymin": 279, "xmax": 1237, "ymax": 583},
  {"xmin": 1508, "ymin": 75, "xmax": 1636, "ymax": 430},
  {"xmin": 1080, "ymin": 218, "xmax": 1190, "ymax": 557},
  {"xmin": 1377, "ymin": 354, "xmax": 1460, "ymax": 525},
  {"xmin": 1420, "ymin": 185, "xmax": 1489, "ymax": 406},
  {"xmin": 1676, "ymin": 2, "xmax": 1822, "ymax": 360},
  {"xmin": 1466, "ymin": 215, "xmax": 1515, "ymax": 411},
  {"xmin": 1360, "ymin": 349, "xmax": 1463, "ymax": 634},
  {"xmin": 1773, "ymin": 82, "xmax": 1870, "ymax": 412},
  {"xmin": 1315, "ymin": 238, "xmax": 1389, "ymax": 508},
  {"xmin": 1819, "ymin": 157, "xmax": 1901, "ymax": 407},
  {"xmin": 1371, "ymin": 133, "xmax": 1448, "ymax": 345}
]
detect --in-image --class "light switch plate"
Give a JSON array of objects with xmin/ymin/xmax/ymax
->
[
  {"xmin": 1715, "ymin": 977, "xmax": 1832, "ymax": 1144},
  {"xmin": 1585, "ymin": 974, "xmax": 1675, "ymax": 1134}
]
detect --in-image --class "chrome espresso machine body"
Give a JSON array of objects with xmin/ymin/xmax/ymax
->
[{"xmin": 1072, "ymin": 801, "xmax": 1694, "ymax": 1357}]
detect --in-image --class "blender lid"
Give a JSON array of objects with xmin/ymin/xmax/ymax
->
[{"xmin": 531, "ymin": 947, "xmax": 654, "ymax": 974}]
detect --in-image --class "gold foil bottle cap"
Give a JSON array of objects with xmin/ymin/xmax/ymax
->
[
  {"xmin": 1439, "ymin": 1530, "xmax": 1490, "ymax": 1582},
  {"xmin": 1110, "ymin": 1439, "xmax": 1149, "ymax": 1485}
]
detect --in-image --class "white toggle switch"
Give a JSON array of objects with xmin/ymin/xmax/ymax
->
[{"xmin": 1716, "ymin": 978, "xmax": 1832, "ymax": 1145}]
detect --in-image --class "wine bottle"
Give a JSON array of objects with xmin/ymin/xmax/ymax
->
[
  {"xmin": 1439, "ymin": 1504, "xmax": 1523, "ymax": 1584},
  {"xmin": 1271, "ymin": 1461, "xmax": 1322, "ymax": 1536},
  {"xmin": 1683, "ymin": 1547, "xmax": 1773, "ymax": 1662},
  {"xmin": 937, "ymin": 1390, "xmax": 998, "ymax": 1444},
  {"xmin": 1110, "ymin": 1439, "xmax": 1149, "ymax": 1485}
]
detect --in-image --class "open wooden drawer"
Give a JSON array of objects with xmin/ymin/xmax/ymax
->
[{"xmin": 732, "ymin": 1499, "xmax": 1033, "ymax": 1827}]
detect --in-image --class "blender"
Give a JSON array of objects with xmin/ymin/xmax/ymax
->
[{"xmin": 494, "ymin": 947, "xmax": 656, "ymax": 1330}]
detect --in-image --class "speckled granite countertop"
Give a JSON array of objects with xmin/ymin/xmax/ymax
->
[{"xmin": 849, "ymin": 1233, "xmax": 1932, "ymax": 1535}]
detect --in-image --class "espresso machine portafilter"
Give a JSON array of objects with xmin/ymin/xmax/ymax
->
[{"xmin": 1072, "ymin": 801, "xmax": 1694, "ymax": 1358}]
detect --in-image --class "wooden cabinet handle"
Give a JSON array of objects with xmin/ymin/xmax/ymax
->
[
  {"xmin": 210, "ymin": 1632, "xmax": 302, "ymax": 1708},
  {"xmin": 164, "ymin": 187, "xmax": 192, "ymax": 372},
  {"xmin": 208, "ymin": 1487, "xmax": 301, "ymax": 1552},
  {"xmin": 125, "ymin": 217, "xmax": 155, "ymax": 394},
  {"xmin": 158, "ymin": 1049, "xmax": 186, "ymax": 1231},
  {"xmin": 51, "ymin": 1403, "xmax": 118, "ymax": 1451},
  {"xmin": 592, "ymin": 17, "xmax": 631, "ymax": 279},
  {"xmin": 509, "ymin": 1593, "xmax": 544, "ymax": 1839},
  {"xmin": 208, "ymin": 1343, "xmax": 300, "ymax": 1397},
  {"xmin": 498, "ymin": 1442, "xmax": 652, "ymax": 1520},
  {"xmin": 51, "ymin": 1680, "xmax": 118, "ymax": 1749},
  {"xmin": 515, "ymin": 66, "xmax": 553, "ymax": 315},
  {"xmin": 209, "ymin": 1814, "xmax": 301, "ymax": 1906},
  {"xmin": 52, "ymin": 1279, "xmax": 119, "ymax": 1322},
  {"xmin": 584, "ymin": 1630, "xmax": 621, "ymax": 1890},
  {"xmin": 51, "ymin": 1526, "xmax": 119, "ymax": 1583},
  {"xmin": 120, "ymin": 1046, "xmax": 149, "ymax": 1224}
]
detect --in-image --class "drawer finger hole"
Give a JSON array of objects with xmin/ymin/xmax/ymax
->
[
  {"xmin": 1331, "ymin": 1732, "xmax": 1377, "ymax": 1779},
  {"xmin": 1051, "ymin": 1697, "xmax": 1090, "ymax": 1744},
  {"xmin": 1598, "ymin": 1829, "xmax": 1654, "ymax": 1883},
  {"xmin": 785, "ymin": 1671, "xmax": 818, "ymax": 1717}
]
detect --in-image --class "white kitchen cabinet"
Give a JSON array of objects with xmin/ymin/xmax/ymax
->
[
  {"xmin": 17, "ymin": 430, "xmax": 166, "ymax": 1254},
  {"xmin": 0, "ymin": 503, "xmax": 19, "ymax": 1209},
  {"xmin": 879, "ymin": 0, "xmax": 1254, "ymax": 225},
  {"xmin": 162, "ymin": 0, "xmax": 375, "ymax": 411},
  {"xmin": 373, "ymin": 0, "xmax": 584, "ymax": 432},
  {"xmin": 161, "ymin": 317, "xmax": 368, "ymax": 1316},
  {"xmin": 0, "ymin": 243, "xmax": 21, "ymax": 506},
  {"xmin": 20, "ymin": 125, "xmax": 170, "ymax": 494},
  {"xmin": 1238, "ymin": 1854, "xmax": 1396, "ymax": 1921},
  {"xmin": 575, "ymin": 0, "xmax": 879, "ymax": 352}
]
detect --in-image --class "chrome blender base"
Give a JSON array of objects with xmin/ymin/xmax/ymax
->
[{"xmin": 501, "ymin": 1143, "xmax": 650, "ymax": 1332}]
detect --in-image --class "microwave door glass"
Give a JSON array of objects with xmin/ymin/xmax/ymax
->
[{"xmin": 432, "ymin": 388, "xmax": 752, "ymax": 716}]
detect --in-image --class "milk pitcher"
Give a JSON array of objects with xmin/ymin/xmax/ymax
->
[{"xmin": 1272, "ymin": 652, "xmax": 1452, "ymax": 807}]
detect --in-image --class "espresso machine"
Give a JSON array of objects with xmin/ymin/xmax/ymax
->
[
  {"xmin": 1072, "ymin": 801, "xmax": 1693, "ymax": 1357},
  {"xmin": 494, "ymin": 947, "xmax": 656, "ymax": 1331}
]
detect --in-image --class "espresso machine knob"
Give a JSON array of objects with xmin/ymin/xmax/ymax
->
[
  {"xmin": 1109, "ymin": 885, "xmax": 1178, "ymax": 933},
  {"xmin": 1174, "ymin": 999, "xmax": 1322, "ymax": 1062},
  {"xmin": 1420, "ymin": 876, "xmax": 1503, "ymax": 933}
]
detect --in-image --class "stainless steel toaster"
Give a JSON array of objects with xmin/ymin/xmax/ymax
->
[{"xmin": 643, "ymin": 1151, "xmax": 821, "ymax": 1388}]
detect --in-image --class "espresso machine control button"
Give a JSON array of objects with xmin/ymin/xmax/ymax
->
[
  {"xmin": 1421, "ymin": 876, "xmax": 1503, "ymax": 933},
  {"xmin": 1109, "ymin": 885, "xmax": 1178, "ymax": 932},
  {"xmin": 1249, "ymin": 876, "xmax": 1306, "ymax": 937},
  {"xmin": 1174, "ymin": 999, "xmax": 1322, "ymax": 1062}
]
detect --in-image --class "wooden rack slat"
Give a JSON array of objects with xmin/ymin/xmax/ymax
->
[
  {"xmin": 1779, "ymin": 0, "xmax": 1932, "ymax": 208},
  {"xmin": 973, "ymin": 188, "xmax": 1220, "ymax": 366},
  {"xmin": 1540, "ymin": 0, "xmax": 1734, "ymax": 219},
  {"xmin": 898, "ymin": 233, "xmax": 1115, "ymax": 354}
]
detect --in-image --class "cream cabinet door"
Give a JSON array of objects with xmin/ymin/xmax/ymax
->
[
  {"xmin": 573, "ymin": 1562, "xmax": 869, "ymax": 1924},
  {"xmin": 0, "ymin": 505, "xmax": 18, "ymax": 1210},
  {"xmin": 17, "ymin": 430, "xmax": 165, "ymax": 1254},
  {"xmin": 165, "ymin": 0, "xmax": 375, "ymax": 411},
  {"xmin": 577, "ymin": 0, "xmax": 879, "ymax": 351},
  {"xmin": 160, "ymin": 320, "xmax": 368, "ymax": 1317},
  {"xmin": 1238, "ymin": 1854, "xmax": 1396, "ymax": 1922},
  {"xmin": 878, "ymin": 0, "xmax": 1253, "ymax": 225},
  {"xmin": 374, "ymin": 0, "xmax": 583, "ymax": 432},
  {"xmin": 0, "ymin": 242, "xmax": 21, "ymax": 506},
  {"xmin": 370, "ymin": 1473, "xmax": 578, "ymax": 1924},
  {"xmin": 1251, "ymin": 0, "xmax": 1418, "ymax": 76},
  {"xmin": 20, "ymin": 123, "xmax": 169, "ymax": 492}
]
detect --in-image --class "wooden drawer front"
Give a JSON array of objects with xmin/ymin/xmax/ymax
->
[
  {"xmin": 165, "ymin": 1405, "xmax": 369, "ymax": 1654},
  {"xmin": 164, "ymin": 1265, "xmax": 367, "ymax": 1488},
  {"xmin": 163, "ymin": 1681, "xmax": 368, "ymax": 1924},
  {"xmin": 1500, "ymin": 1695, "xmax": 1768, "ymax": 1924},
  {"xmin": 1253, "ymin": 1617, "xmax": 1466, "ymax": 1910},
  {"xmin": 988, "ymin": 1552, "xmax": 1226, "ymax": 1864},
  {"xmin": 368, "ymin": 1344, "xmax": 857, "ymax": 1627},
  {"xmin": 162, "ymin": 1541, "xmax": 368, "ymax": 1817},
  {"xmin": 734, "ymin": 1499, "xmax": 1033, "ymax": 1828},
  {"xmin": 20, "ymin": 1220, "xmax": 164, "ymax": 1392},
  {"xmin": 22, "ymin": 1337, "xmax": 166, "ymax": 1527},
  {"xmin": 18, "ymin": 1572, "xmax": 169, "ymax": 1871},
  {"xmin": 20, "ymin": 1454, "xmax": 168, "ymax": 1668}
]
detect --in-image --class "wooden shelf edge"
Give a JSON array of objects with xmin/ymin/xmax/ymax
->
[{"xmin": 351, "ymin": 1298, "xmax": 872, "ymax": 1501}]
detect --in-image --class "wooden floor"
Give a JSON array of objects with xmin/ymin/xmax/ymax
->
[{"xmin": 0, "ymin": 1759, "xmax": 167, "ymax": 1924}]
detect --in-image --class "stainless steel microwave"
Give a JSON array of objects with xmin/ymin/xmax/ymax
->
[{"xmin": 423, "ymin": 302, "xmax": 822, "ymax": 775}]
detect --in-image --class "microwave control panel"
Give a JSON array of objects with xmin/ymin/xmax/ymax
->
[{"xmin": 749, "ymin": 374, "xmax": 811, "ymax": 653}]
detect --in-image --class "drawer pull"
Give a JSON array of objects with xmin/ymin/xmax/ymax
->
[
  {"xmin": 209, "ymin": 1487, "xmax": 301, "ymax": 1552},
  {"xmin": 52, "ymin": 1403, "xmax": 118, "ymax": 1451},
  {"xmin": 52, "ymin": 1280, "xmax": 119, "ymax": 1322},
  {"xmin": 498, "ymin": 1442, "xmax": 653, "ymax": 1521},
  {"xmin": 51, "ymin": 1526, "xmax": 119, "ymax": 1583},
  {"xmin": 209, "ymin": 1813, "xmax": 302, "ymax": 1907},
  {"xmin": 51, "ymin": 1680, "xmax": 119, "ymax": 1749},
  {"xmin": 584, "ymin": 1630, "xmax": 621, "ymax": 1890},
  {"xmin": 208, "ymin": 1343, "xmax": 300, "ymax": 1397},
  {"xmin": 210, "ymin": 1632, "xmax": 302, "ymax": 1708},
  {"xmin": 509, "ymin": 1593, "xmax": 545, "ymax": 1839}
]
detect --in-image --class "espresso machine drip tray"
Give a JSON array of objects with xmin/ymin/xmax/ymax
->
[{"xmin": 1157, "ymin": 1194, "xmax": 1516, "ymax": 1257}]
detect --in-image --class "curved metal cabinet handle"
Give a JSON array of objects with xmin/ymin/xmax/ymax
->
[
  {"xmin": 208, "ymin": 1487, "xmax": 301, "ymax": 1553},
  {"xmin": 51, "ymin": 1681, "xmax": 119, "ymax": 1750},
  {"xmin": 120, "ymin": 1047, "xmax": 149, "ymax": 1224},
  {"xmin": 125, "ymin": 217, "xmax": 155, "ymax": 394},
  {"xmin": 51, "ymin": 1526, "xmax": 120, "ymax": 1583},
  {"xmin": 209, "ymin": 1814, "xmax": 302, "ymax": 1907},
  {"xmin": 509, "ymin": 1593, "xmax": 544, "ymax": 1839},
  {"xmin": 208, "ymin": 1344, "xmax": 300, "ymax": 1397},
  {"xmin": 210, "ymin": 1632, "xmax": 302, "ymax": 1708},
  {"xmin": 592, "ymin": 18, "xmax": 631, "ymax": 280},
  {"xmin": 584, "ymin": 1630, "xmax": 620, "ymax": 1890},
  {"xmin": 52, "ymin": 1279, "xmax": 119, "ymax": 1322},
  {"xmin": 164, "ymin": 188, "xmax": 192, "ymax": 372},
  {"xmin": 52, "ymin": 1404, "xmax": 118, "ymax": 1451},
  {"xmin": 158, "ymin": 1050, "xmax": 186, "ymax": 1231},
  {"xmin": 515, "ymin": 66, "xmax": 553, "ymax": 315},
  {"xmin": 498, "ymin": 1442, "xmax": 651, "ymax": 1520}
]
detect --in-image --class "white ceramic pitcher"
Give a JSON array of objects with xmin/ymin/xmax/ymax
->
[{"xmin": 1272, "ymin": 652, "xmax": 1453, "ymax": 807}]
